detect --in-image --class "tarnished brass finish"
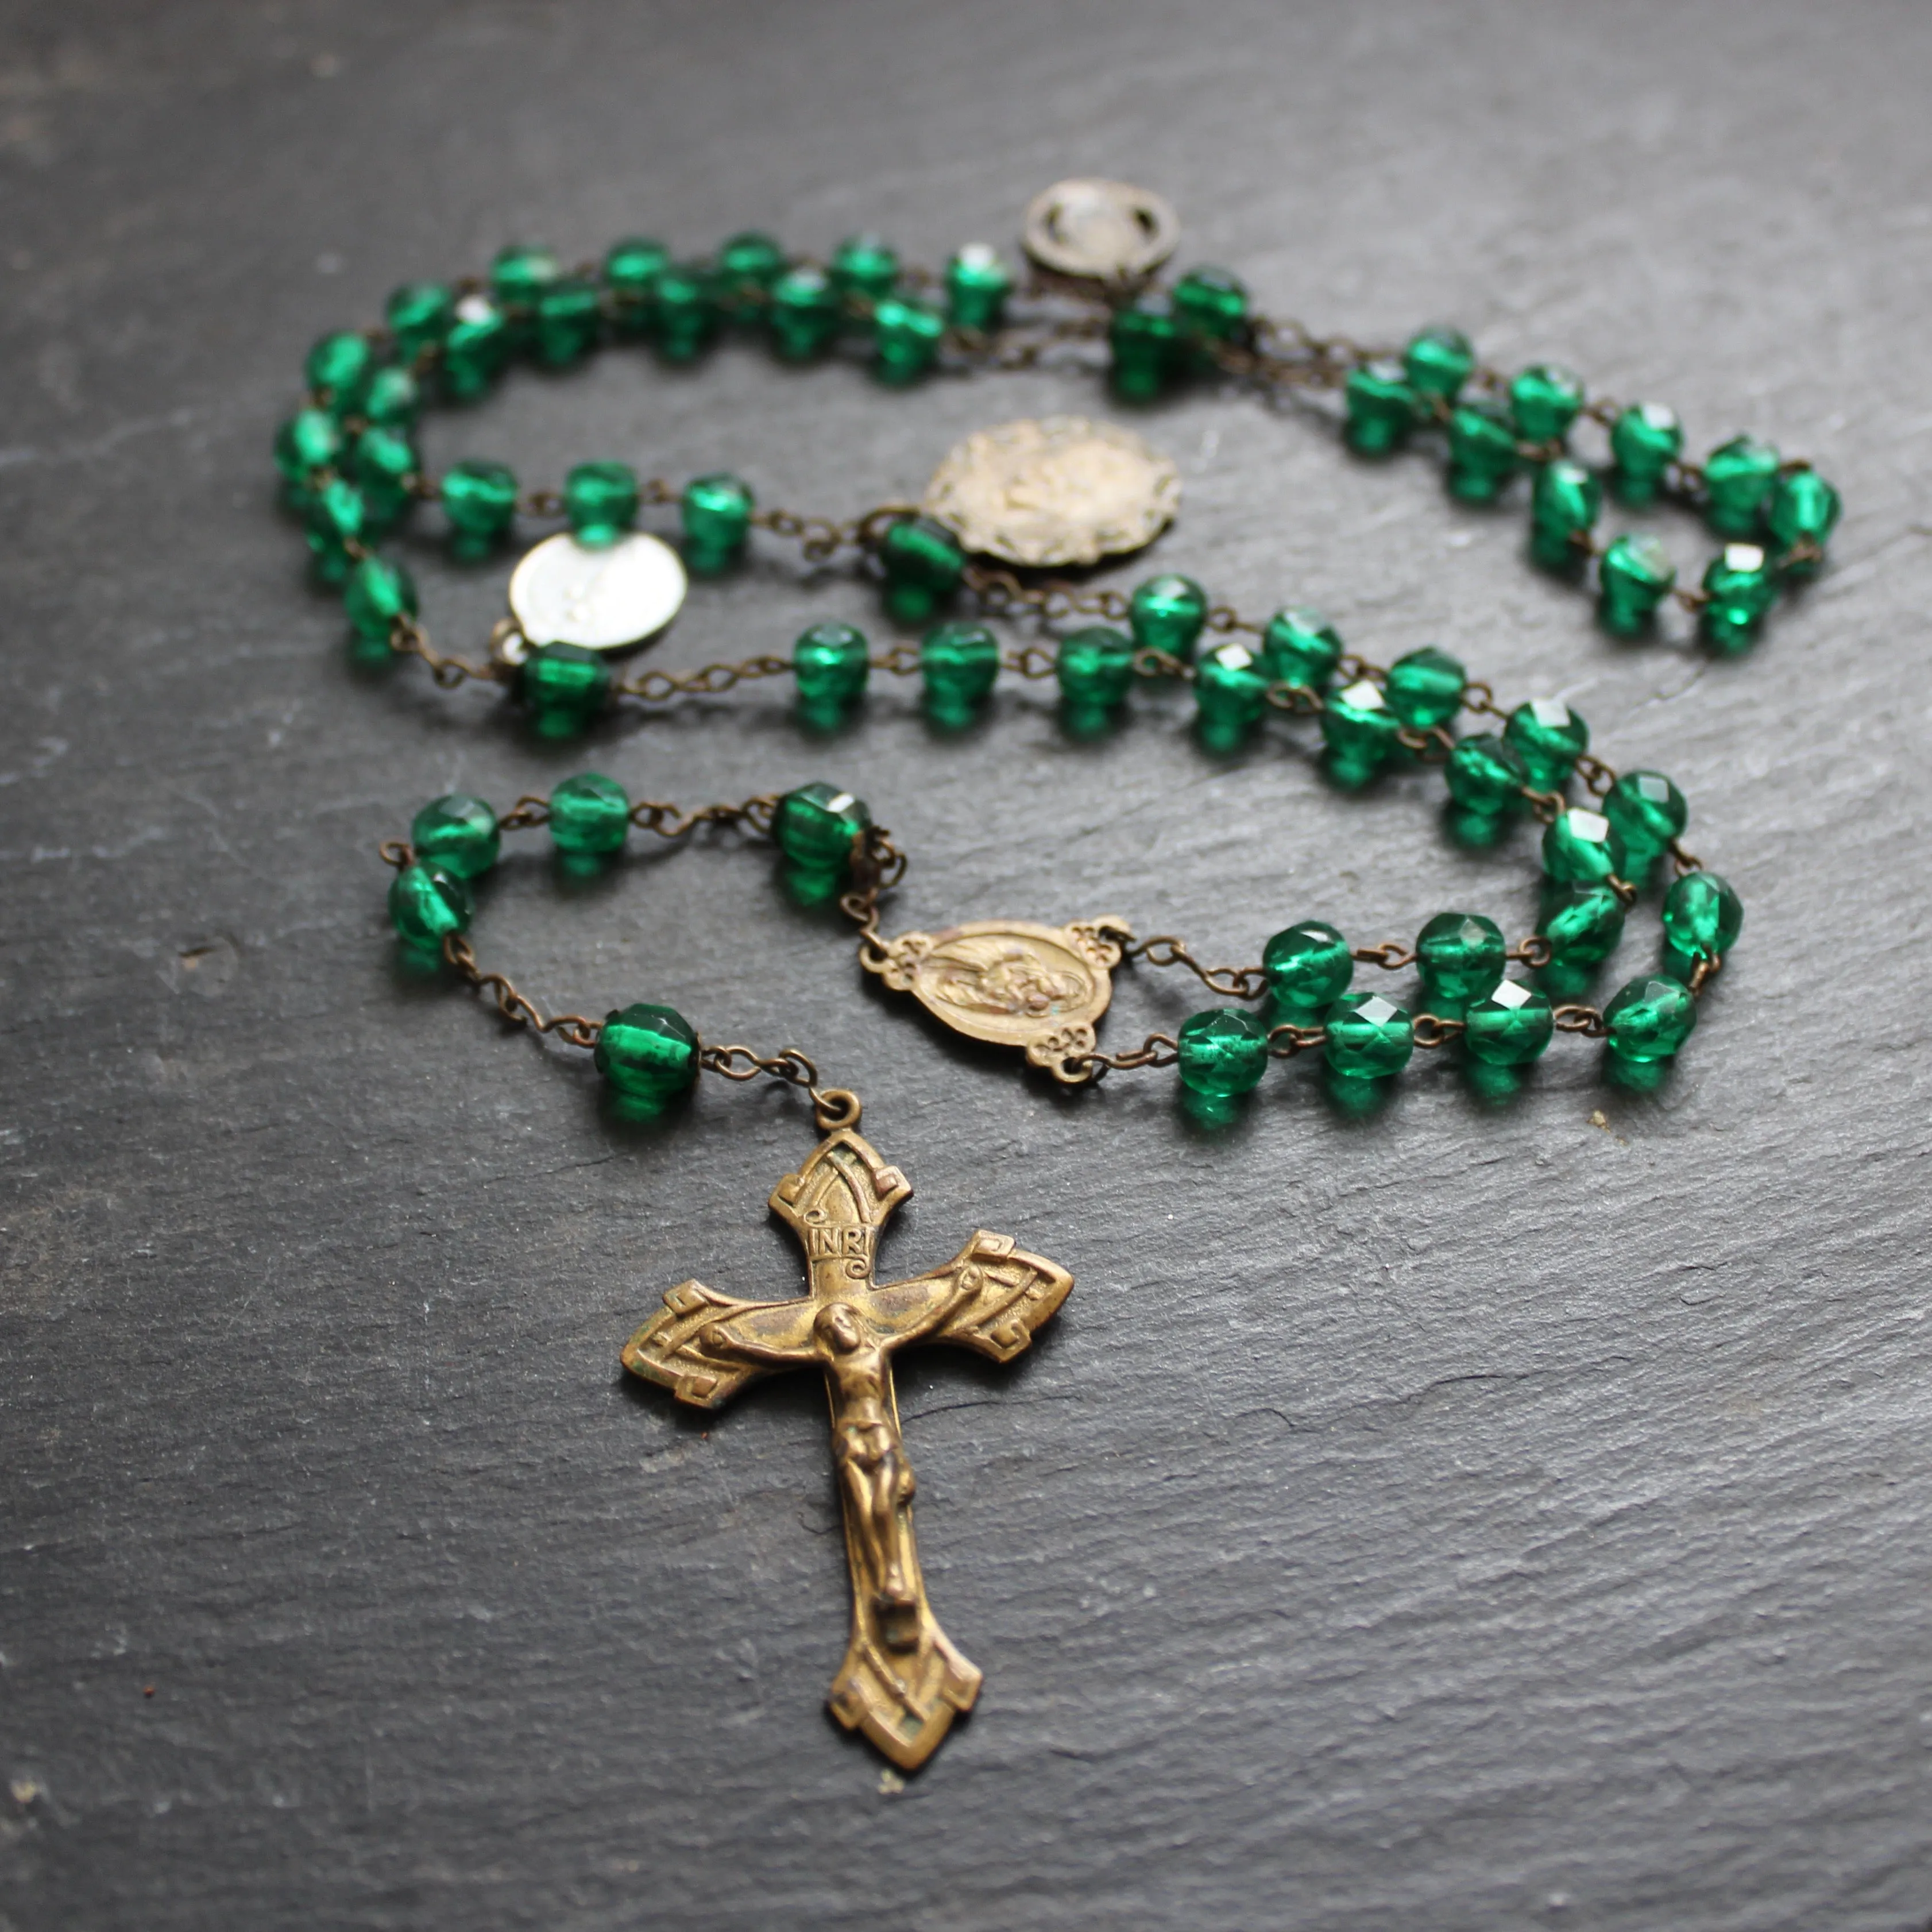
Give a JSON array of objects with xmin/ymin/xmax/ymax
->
[
  {"xmin": 1022, "ymin": 177, "xmax": 1180, "ymax": 283},
  {"xmin": 621, "ymin": 1119, "xmax": 1071, "ymax": 1770},
  {"xmin": 864, "ymin": 917, "xmax": 1125, "ymax": 1081},
  {"xmin": 922, "ymin": 416, "xmax": 1180, "ymax": 567}
]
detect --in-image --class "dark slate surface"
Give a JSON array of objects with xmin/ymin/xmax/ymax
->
[{"xmin": 3, "ymin": 2, "xmax": 1929, "ymax": 1926}]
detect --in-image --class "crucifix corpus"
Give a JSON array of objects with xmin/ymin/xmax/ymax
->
[{"xmin": 622, "ymin": 1095, "xmax": 1072, "ymax": 1769}]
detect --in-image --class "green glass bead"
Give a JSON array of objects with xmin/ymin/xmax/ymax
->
[
  {"xmin": 1509, "ymin": 364, "xmax": 1585, "ymax": 444},
  {"xmin": 1416, "ymin": 911, "xmax": 1505, "ymax": 1006},
  {"xmin": 651, "ymin": 262, "xmax": 719, "ymax": 362},
  {"xmin": 534, "ymin": 279, "xmax": 602, "ymax": 366},
  {"xmin": 342, "ymin": 555, "xmax": 418, "ymax": 643},
  {"xmin": 1538, "ymin": 882, "xmax": 1625, "ymax": 969},
  {"xmin": 1597, "ymin": 532, "xmax": 1677, "ymax": 635},
  {"xmin": 1505, "ymin": 698, "xmax": 1589, "ymax": 790},
  {"xmin": 604, "ymin": 236, "xmax": 670, "ymax": 329},
  {"xmin": 596, "ymin": 1002, "xmax": 700, "ymax": 1104},
  {"xmin": 944, "ymin": 244, "xmax": 1012, "ymax": 333},
  {"xmin": 1463, "ymin": 979, "xmax": 1554, "ymax": 1065},
  {"xmin": 360, "ymin": 365, "xmax": 421, "ymax": 431},
  {"xmin": 1385, "ymin": 646, "xmax": 1466, "ymax": 729},
  {"xmin": 1129, "ymin": 574, "xmax": 1208, "ymax": 664},
  {"xmin": 303, "ymin": 476, "xmax": 366, "ymax": 584},
  {"xmin": 1610, "ymin": 402, "xmax": 1682, "ymax": 505},
  {"xmin": 1176, "ymin": 1008, "xmax": 1269, "ymax": 1098},
  {"xmin": 273, "ymin": 408, "xmax": 342, "ymax": 487},
  {"xmin": 1543, "ymin": 806, "xmax": 1628, "ymax": 888},
  {"xmin": 549, "ymin": 772, "xmax": 631, "ymax": 857},
  {"xmin": 386, "ymin": 281, "xmax": 454, "ymax": 360},
  {"xmin": 1109, "ymin": 293, "xmax": 1180, "ymax": 402},
  {"xmin": 1261, "ymin": 608, "xmax": 1343, "ymax": 690},
  {"xmin": 1404, "ymin": 326, "xmax": 1475, "ymax": 400},
  {"xmin": 872, "ymin": 294, "xmax": 945, "ymax": 385},
  {"xmin": 1700, "ymin": 543, "xmax": 1776, "ymax": 653},
  {"xmin": 1195, "ymin": 641, "xmax": 1270, "ymax": 743},
  {"xmin": 878, "ymin": 516, "xmax": 964, "ymax": 624},
  {"xmin": 1172, "ymin": 266, "xmax": 1248, "ymax": 345},
  {"xmin": 1443, "ymin": 732, "xmax": 1528, "ymax": 815},
  {"xmin": 830, "ymin": 234, "xmax": 899, "ymax": 305},
  {"xmin": 411, "ymin": 794, "xmax": 499, "ymax": 879},
  {"xmin": 351, "ymin": 424, "xmax": 418, "ymax": 530},
  {"xmin": 775, "ymin": 782, "xmax": 870, "ymax": 872},
  {"xmin": 564, "ymin": 462, "xmax": 639, "ymax": 546},
  {"xmin": 518, "ymin": 643, "xmax": 612, "ymax": 732},
  {"xmin": 1321, "ymin": 678, "xmax": 1401, "ymax": 779},
  {"xmin": 1604, "ymin": 974, "xmax": 1697, "ymax": 1062},
  {"xmin": 1661, "ymin": 872, "xmax": 1742, "ymax": 962},
  {"xmin": 1447, "ymin": 398, "xmax": 1521, "ymax": 502},
  {"xmin": 1056, "ymin": 626, "xmax": 1135, "ymax": 710},
  {"xmin": 716, "ymin": 230, "xmax": 787, "ymax": 314},
  {"xmin": 1703, "ymin": 435, "xmax": 1780, "ymax": 537},
  {"xmin": 1766, "ymin": 468, "xmax": 1841, "ymax": 569},
  {"xmin": 768, "ymin": 265, "xmax": 841, "ymax": 361},
  {"xmin": 441, "ymin": 459, "xmax": 518, "ymax": 553},
  {"xmin": 1344, "ymin": 357, "xmax": 1416, "ymax": 455},
  {"xmin": 681, "ymin": 473, "xmax": 755, "ymax": 574},
  {"xmin": 793, "ymin": 621, "xmax": 871, "ymax": 708},
  {"xmin": 1529, "ymin": 458, "xmax": 1601, "ymax": 567},
  {"xmin": 306, "ymin": 330, "xmax": 375, "ymax": 406},
  {"xmin": 441, "ymin": 295, "xmax": 512, "ymax": 400},
  {"xmin": 490, "ymin": 244, "xmax": 560, "ymax": 312},
  {"xmin": 1603, "ymin": 771, "xmax": 1687, "ymax": 878},
  {"xmin": 1324, "ymin": 991, "xmax": 1414, "ymax": 1079},
  {"xmin": 388, "ymin": 860, "xmax": 473, "ymax": 946},
  {"xmin": 921, "ymin": 621, "xmax": 999, "ymax": 714},
  {"xmin": 1263, "ymin": 921, "xmax": 1352, "ymax": 1015}
]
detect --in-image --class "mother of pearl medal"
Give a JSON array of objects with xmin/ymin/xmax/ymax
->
[{"xmin": 496, "ymin": 529, "xmax": 688, "ymax": 665}]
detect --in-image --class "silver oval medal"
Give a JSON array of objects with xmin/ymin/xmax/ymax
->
[{"xmin": 505, "ymin": 531, "xmax": 687, "ymax": 656}]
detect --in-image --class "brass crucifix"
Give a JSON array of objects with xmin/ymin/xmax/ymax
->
[{"xmin": 620, "ymin": 1098, "xmax": 1072, "ymax": 1770}]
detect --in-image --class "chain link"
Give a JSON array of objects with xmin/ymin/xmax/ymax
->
[
  {"xmin": 441, "ymin": 934, "xmax": 601, "ymax": 1049},
  {"xmin": 1122, "ymin": 935, "xmax": 1267, "ymax": 1000}
]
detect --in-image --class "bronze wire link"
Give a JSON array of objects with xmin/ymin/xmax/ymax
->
[
  {"xmin": 441, "ymin": 933, "xmax": 602, "ymax": 1050},
  {"xmin": 1120, "ymin": 935, "xmax": 1268, "ymax": 1001}
]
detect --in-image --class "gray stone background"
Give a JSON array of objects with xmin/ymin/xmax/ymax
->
[{"xmin": 3, "ymin": 2, "xmax": 1929, "ymax": 1927}]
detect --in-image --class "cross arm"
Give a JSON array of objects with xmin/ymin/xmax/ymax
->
[
  {"xmin": 621, "ymin": 1280, "xmax": 818, "ymax": 1409},
  {"xmin": 866, "ymin": 1232, "xmax": 1073, "ymax": 1364}
]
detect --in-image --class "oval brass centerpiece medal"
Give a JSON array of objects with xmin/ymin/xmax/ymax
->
[
  {"xmin": 503, "ymin": 530, "xmax": 687, "ymax": 662},
  {"xmin": 922, "ymin": 416, "xmax": 1181, "ymax": 569}
]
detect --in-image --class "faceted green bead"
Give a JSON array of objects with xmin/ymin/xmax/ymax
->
[
  {"xmin": 775, "ymin": 782, "xmax": 870, "ymax": 872},
  {"xmin": 1195, "ymin": 641, "xmax": 1270, "ymax": 744},
  {"xmin": 441, "ymin": 295, "xmax": 512, "ymax": 400},
  {"xmin": 793, "ymin": 621, "xmax": 871, "ymax": 708},
  {"xmin": 342, "ymin": 555, "xmax": 418, "ymax": 643},
  {"xmin": 944, "ymin": 244, "xmax": 1012, "ymax": 333},
  {"xmin": 386, "ymin": 281, "xmax": 454, "ymax": 361},
  {"xmin": 1447, "ymin": 398, "xmax": 1521, "ymax": 502},
  {"xmin": 1261, "ymin": 608, "xmax": 1343, "ymax": 690},
  {"xmin": 273, "ymin": 408, "xmax": 342, "ymax": 488},
  {"xmin": 1324, "ymin": 991, "xmax": 1414, "ymax": 1079},
  {"xmin": 490, "ymin": 244, "xmax": 561, "ymax": 311},
  {"xmin": 1344, "ymin": 357, "xmax": 1417, "ymax": 455},
  {"xmin": 1766, "ymin": 468, "xmax": 1841, "ymax": 569},
  {"xmin": 1509, "ymin": 364, "xmax": 1585, "ymax": 444},
  {"xmin": 715, "ymin": 231, "xmax": 787, "ymax": 314},
  {"xmin": 550, "ymin": 772, "xmax": 631, "ymax": 857},
  {"xmin": 1444, "ymin": 732, "xmax": 1528, "ymax": 815},
  {"xmin": 1172, "ymin": 266, "xmax": 1248, "ymax": 346},
  {"xmin": 411, "ymin": 794, "xmax": 499, "ymax": 879},
  {"xmin": 878, "ymin": 517, "xmax": 964, "ymax": 624},
  {"xmin": 564, "ymin": 462, "xmax": 639, "ymax": 546},
  {"xmin": 1703, "ymin": 435, "xmax": 1780, "ymax": 537},
  {"xmin": 1109, "ymin": 293, "xmax": 1180, "ymax": 402},
  {"xmin": 534, "ymin": 279, "xmax": 602, "ymax": 365},
  {"xmin": 1529, "ymin": 458, "xmax": 1601, "ymax": 568},
  {"xmin": 1129, "ymin": 574, "xmax": 1208, "ymax": 664},
  {"xmin": 1505, "ymin": 698, "xmax": 1588, "ymax": 790},
  {"xmin": 1416, "ymin": 911, "xmax": 1506, "ymax": 1006},
  {"xmin": 1263, "ymin": 921, "xmax": 1352, "ymax": 1015},
  {"xmin": 360, "ymin": 365, "xmax": 421, "ymax": 431},
  {"xmin": 1385, "ymin": 646, "xmax": 1465, "ymax": 729},
  {"xmin": 920, "ymin": 621, "xmax": 999, "ymax": 715},
  {"xmin": 596, "ymin": 1003, "xmax": 700, "ymax": 1104},
  {"xmin": 1321, "ymin": 678, "xmax": 1401, "ymax": 779},
  {"xmin": 651, "ymin": 262, "xmax": 719, "ymax": 361},
  {"xmin": 1699, "ymin": 543, "xmax": 1776, "ymax": 653},
  {"xmin": 1404, "ymin": 326, "xmax": 1475, "ymax": 400},
  {"xmin": 519, "ymin": 643, "xmax": 612, "ymax": 732},
  {"xmin": 1176, "ymin": 1007, "xmax": 1269, "ymax": 1098},
  {"xmin": 351, "ymin": 425, "xmax": 418, "ymax": 530},
  {"xmin": 1661, "ymin": 871, "xmax": 1742, "ymax": 961},
  {"xmin": 1604, "ymin": 974, "xmax": 1697, "ymax": 1062},
  {"xmin": 306, "ymin": 330, "xmax": 376, "ymax": 407},
  {"xmin": 441, "ymin": 459, "xmax": 518, "ymax": 553},
  {"xmin": 303, "ymin": 476, "xmax": 366, "ymax": 584},
  {"xmin": 1543, "ymin": 806, "xmax": 1628, "ymax": 887},
  {"xmin": 1537, "ymin": 882, "xmax": 1625, "ymax": 968},
  {"xmin": 1610, "ymin": 401, "xmax": 1682, "ymax": 505},
  {"xmin": 872, "ymin": 294, "xmax": 945, "ymax": 385},
  {"xmin": 1463, "ymin": 979, "xmax": 1554, "ymax": 1065},
  {"xmin": 830, "ymin": 234, "xmax": 899, "ymax": 305},
  {"xmin": 681, "ymin": 472, "xmax": 755, "ymax": 574},
  {"xmin": 388, "ymin": 860, "xmax": 473, "ymax": 946},
  {"xmin": 768, "ymin": 265, "xmax": 841, "ymax": 360},
  {"xmin": 604, "ymin": 236, "xmax": 670, "ymax": 330},
  {"xmin": 1056, "ymin": 626, "xmax": 1135, "ymax": 710},
  {"xmin": 1603, "ymin": 771, "xmax": 1687, "ymax": 878},
  {"xmin": 1597, "ymin": 532, "xmax": 1677, "ymax": 635}
]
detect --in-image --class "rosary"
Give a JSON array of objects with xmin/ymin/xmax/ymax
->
[{"xmin": 276, "ymin": 179, "xmax": 1837, "ymax": 1769}]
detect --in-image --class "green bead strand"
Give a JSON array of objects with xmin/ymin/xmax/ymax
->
[
  {"xmin": 1443, "ymin": 733, "xmax": 1528, "ymax": 817},
  {"xmin": 518, "ymin": 644, "xmax": 612, "ymax": 735},
  {"xmin": 1324, "ymin": 992, "xmax": 1414, "ymax": 1079},
  {"xmin": 1603, "ymin": 974, "xmax": 1697, "ymax": 1062},
  {"xmin": 389, "ymin": 860, "xmax": 473, "ymax": 947},
  {"xmin": 1509, "ymin": 363, "xmax": 1585, "ymax": 444},
  {"xmin": 1195, "ymin": 642, "xmax": 1270, "ymax": 745},
  {"xmin": 1056, "ymin": 627, "xmax": 1135, "ymax": 713},
  {"xmin": 1129, "ymin": 574, "xmax": 1208, "ymax": 664},
  {"xmin": 1109, "ymin": 294, "xmax": 1180, "ymax": 401},
  {"xmin": 944, "ymin": 245, "xmax": 1013, "ymax": 333},
  {"xmin": 549, "ymin": 773, "xmax": 631, "ymax": 858},
  {"xmin": 793, "ymin": 621, "xmax": 871, "ymax": 710},
  {"xmin": 681, "ymin": 473, "xmax": 755, "ymax": 574},
  {"xmin": 1529, "ymin": 458, "xmax": 1601, "ymax": 569},
  {"xmin": 1176, "ymin": 1008, "xmax": 1270, "ymax": 1098},
  {"xmin": 1320, "ymin": 678, "xmax": 1401, "ymax": 782},
  {"xmin": 774, "ymin": 783, "xmax": 870, "ymax": 873},
  {"xmin": 1504, "ymin": 698, "xmax": 1588, "ymax": 790},
  {"xmin": 920, "ymin": 622, "xmax": 1000, "ymax": 720},
  {"xmin": 1263, "ymin": 921, "xmax": 1352, "ymax": 1018},
  {"xmin": 1344, "ymin": 358, "xmax": 1416, "ymax": 455},
  {"xmin": 1603, "ymin": 771, "xmax": 1687, "ymax": 878},
  {"xmin": 872, "ymin": 295, "xmax": 945, "ymax": 385},
  {"xmin": 768, "ymin": 266, "xmax": 841, "ymax": 361},
  {"xmin": 1597, "ymin": 532, "xmax": 1677, "ymax": 635},
  {"xmin": 1700, "ymin": 543, "xmax": 1776, "ymax": 654},
  {"xmin": 596, "ymin": 1003, "xmax": 700, "ymax": 1105},
  {"xmin": 1385, "ymin": 646, "xmax": 1465, "ymax": 729},
  {"xmin": 1542, "ymin": 806, "xmax": 1627, "ymax": 888},
  {"xmin": 1261, "ymin": 609, "xmax": 1343, "ymax": 690},
  {"xmin": 411, "ymin": 794, "xmax": 500, "ymax": 879},
  {"xmin": 343, "ymin": 555, "xmax": 418, "ymax": 643},
  {"xmin": 564, "ymin": 462, "xmax": 639, "ymax": 546},
  {"xmin": 1702, "ymin": 435, "xmax": 1780, "ymax": 537},
  {"xmin": 1609, "ymin": 401, "xmax": 1682, "ymax": 505},
  {"xmin": 1403, "ymin": 326, "xmax": 1475, "ymax": 400},
  {"xmin": 1660, "ymin": 872, "xmax": 1742, "ymax": 962},
  {"xmin": 1446, "ymin": 398, "xmax": 1520, "ymax": 502},
  {"xmin": 1463, "ymin": 980, "xmax": 1554, "ymax": 1065},
  {"xmin": 1415, "ymin": 912, "xmax": 1506, "ymax": 1007},
  {"xmin": 878, "ymin": 517, "xmax": 965, "ymax": 624},
  {"xmin": 440, "ymin": 458, "xmax": 519, "ymax": 556}
]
